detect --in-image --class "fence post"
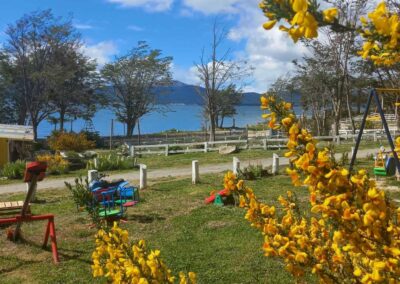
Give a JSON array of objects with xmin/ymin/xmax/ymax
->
[
  {"xmin": 88, "ymin": 170, "xmax": 99, "ymax": 183},
  {"xmin": 351, "ymin": 147, "xmax": 355, "ymax": 158},
  {"xmin": 192, "ymin": 160, "xmax": 199, "ymax": 184},
  {"xmin": 130, "ymin": 145, "xmax": 135, "ymax": 157},
  {"xmin": 165, "ymin": 144, "xmax": 169, "ymax": 156},
  {"xmin": 140, "ymin": 164, "xmax": 147, "ymax": 189},
  {"xmin": 263, "ymin": 139, "xmax": 267, "ymax": 150},
  {"xmin": 204, "ymin": 142, "xmax": 208, "ymax": 153},
  {"xmin": 335, "ymin": 136, "xmax": 341, "ymax": 145},
  {"xmin": 272, "ymin": 153, "xmax": 279, "ymax": 175},
  {"xmin": 233, "ymin": 157, "xmax": 240, "ymax": 175},
  {"xmin": 94, "ymin": 158, "xmax": 98, "ymax": 169},
  {"xmin": 374, "ymin": 132, "xmax": 377, "ymax": 142}
]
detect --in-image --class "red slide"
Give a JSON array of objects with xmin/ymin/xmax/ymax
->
[{"xmin": 205, "ymin": 189, "xmax": 229, "ymax": 204}]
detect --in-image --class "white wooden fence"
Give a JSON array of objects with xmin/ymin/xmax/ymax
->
[{"xmin": 129, "ymin": 135, "xmax": 343, "ymax": 156}]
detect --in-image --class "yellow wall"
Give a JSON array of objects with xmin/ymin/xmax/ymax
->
[{"xmin": 0, "ymin": 138, "xmax": 9, "ymax": 167}]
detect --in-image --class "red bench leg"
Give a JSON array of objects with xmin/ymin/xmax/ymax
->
[{"xmin": 43, "ymin": 217, "xmax": 60, "ymax": 263}]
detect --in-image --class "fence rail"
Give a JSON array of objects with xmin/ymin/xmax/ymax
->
[{"xmin": 128, "ymin": 131, "xmax": 400, "ymax": 156}]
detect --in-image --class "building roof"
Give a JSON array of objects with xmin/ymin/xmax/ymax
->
[{"xmin": 0, "ymin": 124, "xmax": 34, "ymax": 141}]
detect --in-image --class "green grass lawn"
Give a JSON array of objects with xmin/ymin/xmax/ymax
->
[
  {"xmin": 0, "ymin": 173, "xmax": 314, "ymax": 284},
  {"xmin": 0, "ymin": 155, "xmax": 398, "ymax": 283}
]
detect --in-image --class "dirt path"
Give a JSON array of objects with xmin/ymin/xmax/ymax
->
[{"xmin": 0, "ymin": 149, "xmax": 376, "ymax": 194}]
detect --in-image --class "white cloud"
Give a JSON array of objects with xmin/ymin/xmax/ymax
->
[
  {"xmin": 81, "ymin": 41, "xmax": 118, "ymax": 66},
  {"xmin": 172, "ymin": 2, "xmax": 306, "ymax": 92},
  {"xmin": 74, "ymin": 23, "xmax": 94, "ymax": 30},
  {"xmin": 107, "ymin": 0, "xmax": 173, "ymax": 11},
  {"xmin": 171, "ymin": 63, "xmax": 200, "ymax": 85},
  {"xmin": 182, "ymin": 0, "xmax": 241, "ymax": 14},
  {"xmin": 227, "ymin": 1, "xmax": 306, "ymax": 92},
  {"xmin": 127, "ymin": 25, "xmax": 144, "ymax": 31}
]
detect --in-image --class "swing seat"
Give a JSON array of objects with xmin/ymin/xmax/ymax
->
[{"xmin": 374, "ymin": 167, "xmax": 387, "ymax": 176}]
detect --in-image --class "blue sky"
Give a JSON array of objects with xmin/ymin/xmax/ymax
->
[{"xmin": 1, "ymin": 0, "xmax": 307, "ymax": 92}]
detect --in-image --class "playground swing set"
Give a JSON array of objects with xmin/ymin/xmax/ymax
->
[
  {"xmin": 0, "ymin": 162, "xmax": 60, "ymax": 264},
  {"xmin": 349, "ymin": 88, "xmax": 400, "ymax": 178}
]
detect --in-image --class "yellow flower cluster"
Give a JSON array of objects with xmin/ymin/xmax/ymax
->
[
  {"xmin": 227, "ymin": 95, "xmax": 400, "ymax": 283},
  {"xmin": 259, "ymin": 1, "xmax": 399, "ymax": 66},
  {"xmin": 259, "ymin": 0, "xmax": 338, "ymax": 42},
  {"xmin": 223, "ymin": 171, "xmax": 237, "ymax": 194},
  {"xmin": 36, "ymin": 153, "xmax": 69, "ymax": 174},
  {"xmin": 359, "ymin": 2, "xmax": 400, "ymax": 66},
  {"xmin": 92, "ymin": 222, "xmax": 196, "ymax": 284}
]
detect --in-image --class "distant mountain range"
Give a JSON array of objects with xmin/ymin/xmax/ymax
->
[
  {"xmin": 155, "ymin": 81, "xmax": 262, "ymax": 106},
  {"xmin": 105, "ymin": 80, "xmax": 301, "ymax": 106}
]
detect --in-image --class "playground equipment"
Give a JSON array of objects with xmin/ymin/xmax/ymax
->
[
  {"xmin": 89, "ymin": 173, "xmax": 139, "ymax": 208},
  {"xmin": 205, "ymin": 189, "xmax": 235, "ymax": 206},
  {"xmin": 0, "ymin": 162, "xmax": 60, "ymax": 263},
  {"xmin": 350, "ymin": 88, "xmax": 400, "ymax": 178},
  {"xmin": 373, "ymin": 149, "xmax": 396, "ymax": 176}
]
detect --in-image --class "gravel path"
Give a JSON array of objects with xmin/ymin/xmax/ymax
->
[{"xmin": 0, "ymin": 149, "xmax": 376, "ymax": 194}]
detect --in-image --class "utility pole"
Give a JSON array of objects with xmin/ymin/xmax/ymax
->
[{"xmin": 110, "ymin": 119, "xmax": 114, "ymax": 150}]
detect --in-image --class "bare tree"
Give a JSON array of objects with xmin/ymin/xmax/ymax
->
[{"xmin": 195, "ymin": 21, "xmax": 252, "ymax": 141}]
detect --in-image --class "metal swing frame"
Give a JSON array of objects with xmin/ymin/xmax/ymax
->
[{"xmin": 349, "ymin": 88, "xmax": 400, "ymax": 174}]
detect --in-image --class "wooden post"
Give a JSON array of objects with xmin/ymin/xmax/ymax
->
[
  {"xmin": 233, "ymin": 157, "xmax": 240, "ymax": 175},
  {"xmin": 351, "ymin": 147, "xmax": 355, "ymax": 158},
  {"xmin": 204, "ymin": 142, "xmax": 208, "ymax": 153},
  {"xmin": 140, "ymin": 164, "xmax": 147, "ymax": 189},
  {"xmin": 88, "ymin": 170, "xmax": 98, "ymax": 183},
  {"xmin": 165, "ymin": 144, "xmax": 169, "ymax": 156},
  {"xmin": 192, "ymin": 160, "xmax": 199, "ymax": 184},
  {"xmin": 374, "ymin": 132, "xmax": 377, "ymax": 142},
  {"xmin": 130, "ymin": 145, "xmax": 135, "ymax": 157},
  {"xmin": 272, "ymin": 153, "xmax": 279, "ymax": 175},
  {"xmin": 93, "ymin": 158, "xmax": 98, "ymax": 169},
  {"xmin": 26, "ymin": 182, "xmax": 38, "ymax": 202}
]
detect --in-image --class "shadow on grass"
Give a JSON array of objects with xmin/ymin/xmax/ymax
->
[
  {"xmin": 0, "ymin": 255, "xmax": 42, "ymax": 274},
  {"xmin": 16, "ymin": 237, "xmax": 93, "ymax": 265}
]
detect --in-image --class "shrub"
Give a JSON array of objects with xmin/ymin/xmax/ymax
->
[
  {"xmin": 237, "ymin": 164, "xmax": 270, "ymax": 180},
  {"xmin": 87, "ymin": 153, "xmax": 136, "ymax": 171},
  {"xmin": 81, "ymin": 130, "xmax": 104, "ymax": 148},
  {"xmin": 48, "ymin": 132, "xmax": 95, "ymax": 152},
  {"xmin": 36, "ymin": 154, "xmax": 69, "ymax": 175},
  {"xmin": 1, "ymin": 160, "xmax": 26, "ymax": 179},
  {"xmin": 92, "ymin": 222, "xmax": 196, "ymax": 283},
  {"xmin": 65, "ymin": 177, "xmax": 100, "ymax": 226},
  {"xmin": 227, "ymin": 94, "xmax": 400, "ymax": 283}
]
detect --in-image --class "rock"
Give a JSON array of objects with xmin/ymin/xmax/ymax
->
[{"xmin": 218, "ymin": 145, "xmax": 237, "ymax": 155}]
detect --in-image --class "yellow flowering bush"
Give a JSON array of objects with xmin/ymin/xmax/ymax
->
[
  {"xmin": 226, "ymin": 95, "xmax": 400, "ymax": 283},
  {"xmin": 92, "ymin": 222, "xmax": 196, "ymax": 284},
  {"xmin": 48, "ymin": 132, "xmax": 95, "ymax": 152},
  {"xmin": 36, "ymin": 154, "xmax": 69, "ymax": 174},
  {"xmin": 259, "ymin": 0, "xmax": 400, "ymax": 66}
]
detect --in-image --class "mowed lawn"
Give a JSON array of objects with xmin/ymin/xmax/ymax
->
[
  {"xmin": 0, "ymin": 173, "xmax": 314, "ymax": 284},
  {"xmin": 0, "ymin": 156, "xmax": 398, "ymax": 284}
]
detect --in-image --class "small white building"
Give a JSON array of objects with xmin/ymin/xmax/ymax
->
[{"xmin": 0, "ymin": 124, "xmax": 34, "ymax": 167}]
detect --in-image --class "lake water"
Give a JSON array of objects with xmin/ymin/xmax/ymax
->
[{"xmin": 37, "ymin": 104, "xmax": 300, "ymax": 138}]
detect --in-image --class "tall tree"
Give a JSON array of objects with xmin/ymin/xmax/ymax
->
[
  {"xmin": 3, "ymin": 10, "xmax": 81, "ymax": 140},
  {"xmin": 195, "ymin": 21, "xmax": 252, "ymax": 141},
  {"xmin": 102, "ymin": 41, "xmax": 172, "ymax": 137},
  {"xmin": 48, "ymin": 46, "xmax": 103, "ymax": 132}
]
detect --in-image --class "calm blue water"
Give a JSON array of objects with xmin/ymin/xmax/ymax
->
[{"xmin": 37, "ymin": 104, "xmax": 300, "ymax": 138}]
